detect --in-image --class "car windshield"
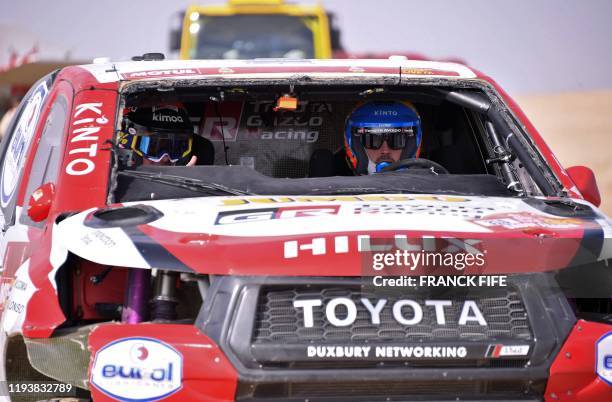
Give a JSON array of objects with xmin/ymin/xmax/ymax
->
[
  {"xmin": 111, "ymin": 83, "xmax": 548, "ymax": 203},
  {"xmin": 190, "ymin": 15, "xmax": 316, "ymax": 59}
]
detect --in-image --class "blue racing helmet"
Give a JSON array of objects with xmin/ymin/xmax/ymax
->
[{"xmin": 344, "ymin": 101, "xmax": 422, "ymax": 174}]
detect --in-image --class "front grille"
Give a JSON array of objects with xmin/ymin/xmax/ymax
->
[
  {"xmin": 264, "ymin": 358, "xmax": 530, "ymax": 369},
  {"xmin": 254, "ymin": 286, "xmax": 531, "ymax": 343},
  {"xmin": 237, "ymin": 379, "xmax": 544, "ymax": 400}
]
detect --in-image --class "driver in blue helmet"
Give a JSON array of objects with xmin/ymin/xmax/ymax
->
[
  {"xmin": 119, "ymin": 104, "xmax": 197, "ymax": 166},
  {"xmin": 344, "ymin": 101, "xmax": 422, "ymax": 174}
]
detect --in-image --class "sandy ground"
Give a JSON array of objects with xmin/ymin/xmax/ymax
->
[{"xmin": 515, "ymin": 90, "xmax": 612, "ymax": 215}]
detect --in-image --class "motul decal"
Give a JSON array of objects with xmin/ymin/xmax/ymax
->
[{"xmin": 121, "ymin": 69, "xmax": 200, "ymax": 79}]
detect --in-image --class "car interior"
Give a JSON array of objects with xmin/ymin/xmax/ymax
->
[{"xmin": 112, "ymin": 84, "xmax": 553, "ymax": 202}]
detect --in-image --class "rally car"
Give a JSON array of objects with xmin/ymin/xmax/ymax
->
[{"xmin": 0, "ymin": 56, "xmax": 610, "ymax": 402}]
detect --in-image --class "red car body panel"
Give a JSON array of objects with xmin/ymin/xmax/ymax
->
[
  {"xmin": 88, "ymin": 324, "xmax": 238, "ymax": 402},
  {"xmin": 546, "ymin": 320, "xmax": 612, "ymax": 401}
]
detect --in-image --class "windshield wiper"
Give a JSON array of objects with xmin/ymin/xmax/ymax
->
[{"xmin": 118, "ymin": 170, "xmax": 252, "ymax": 196}]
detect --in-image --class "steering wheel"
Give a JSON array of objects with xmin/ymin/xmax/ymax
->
[{"xmin": 379, "ymin": 158, "xmax": 449, "ymax": 174}]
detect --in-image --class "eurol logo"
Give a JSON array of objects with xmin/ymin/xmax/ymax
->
[
  {"xmin": 91, "ymin": 337, "xmax": 183, "ymax": 401},
  {"xmin": 596, "ymin": 332, "xmax": 612, "ymax": 386}
]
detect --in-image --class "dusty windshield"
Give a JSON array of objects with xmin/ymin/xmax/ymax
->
[
  {"xmin": 191, "ymin": 15, "xmax": 315, "ymax": 59},
  {"xmin": 111, "ymin": 83, "xmax": 540, "ymax": 203}
]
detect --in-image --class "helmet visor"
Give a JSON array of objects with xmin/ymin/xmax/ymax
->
[
  {"xmin": 353, "ymin": 126, "xmax": 415, "ymax": 150},
  {"xmin": 130, "ymin": 132, "xmax": 193, "ymax": 162}
]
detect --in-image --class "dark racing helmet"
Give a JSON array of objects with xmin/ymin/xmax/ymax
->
[
  {"xmin": 344, "ymin": 101, "xmax": 422, "ymax": 174},
  {"xmin": 119, "ymin": 104, "xmax": 194, "ymax": 165}
]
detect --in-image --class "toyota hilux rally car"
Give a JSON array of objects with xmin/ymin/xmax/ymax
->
[{"xmin": 0, "ymin": 56, "xmax": 610, "ymax": 402}]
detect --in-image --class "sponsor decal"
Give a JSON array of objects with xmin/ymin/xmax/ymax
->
[
  {"xmin": 218, "ymin": 67, "xmax": 234, "ymax": 74},
  {"xmin": 123, "ymin": 69, "xmax": 199, "ymax": 79},
  {"xmin": 201, "ymin": 100, "xmax": 330, "ymax": 144},
  {"xmin": 2, "ymin": 261, "xmax": 36, "ymax": 335},
  {"xmin": 200, "ymin": 101, "xmax": 244, "ymax": 142},
  {"xmin": 486, "ymin": 344, "xmax": 530, "ymax": 358},
  {"xmin": 284, "ymin": 234, "xmax": 481, "ymax": 259},
  {"xmin": 353, "ymin": 203, "xmax": 485, "ymax": 216},
  {"xmin": 0, "ymin": 278, "xmax": 13, "ymax": 313},
  {"xmin": 307, "ymin": 345, "xmax": 468, "ymax": 359},
  {"xmin": 473, "ymin": 212, "xmax": 582, "ymax": 230},
  {"xmin": 293, "ymin": 297, "xmax": 487, "ymax": 328},
  {"xmin": 1, "ymin": 81, "xmax": 48, "ymax": 207},
  {"xmin": 221, "ymin": 195, "xmax": 469, "ymax": 206},
  {"xmin": 215, "ymin": 205, "xmax": 340, "ymax": 225},
  {"xmin": 596, "ymin": 332, "xmax": 612, "ymax": 386},
  {"xmin": 374, "ymin": 110, "xmax": 398, "ymax": 116},
  {"xmin": 91, "ymin": 337, "xmax": 183, "ymax": 402},
  {"xmin": 258, "ymin": 129, "xmax": 318, "ymax": 143},
  {"xmin": 65, "ymin": 102, "xmax": 109, "ymax": 176},
  {"xmin": 152, "ymin": 113, "xmax": 183, "ymax": 123},
  {"xmin": 243, "ymin": 101, "xmax": 330, "ymax": 143},
  {"xmin": 302, "ymin": 343, "xmax": 530, "ymax": 360},
  {"xmin": 401, "ymin": 67, "xmax": 460, "ymax": 76},
  {"xmin": 80, "ymin": 230, "xmax": 117, "ymax": 248}
]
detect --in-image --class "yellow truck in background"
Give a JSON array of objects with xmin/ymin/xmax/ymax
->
[{"xmin": 170, "ymin": 0, "xmax": 343, "ymax": 60}]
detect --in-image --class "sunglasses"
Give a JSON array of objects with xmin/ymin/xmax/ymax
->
[{"xmin": 353, "ymin": 126, "xmax": 415, "ymax": 150}]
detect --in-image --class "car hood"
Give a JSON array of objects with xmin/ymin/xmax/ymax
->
[{"xmin": 55, "ymin": 194, "xmax": 612, "ymax": 276}]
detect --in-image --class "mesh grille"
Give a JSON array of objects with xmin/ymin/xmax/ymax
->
[
  {"xmin": 254, "ymin": 286, "xmax": 531, "ymax": 343},
  {"xmin": 241, "ymin": 379, "xmax": 540, "ymax": 399}
]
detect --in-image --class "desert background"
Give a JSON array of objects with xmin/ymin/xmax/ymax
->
[{"xmin": 517, "ymin": 90, "xmax": 612, "ymax": 214}]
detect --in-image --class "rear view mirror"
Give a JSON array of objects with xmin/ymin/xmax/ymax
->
[
  {"xmin": 566, "ymin": 166, "xmax": 601, "ymax": 207},
  {"xmin": 27, "ymin": 182, "xmax": 55, "ymax": 222}
]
